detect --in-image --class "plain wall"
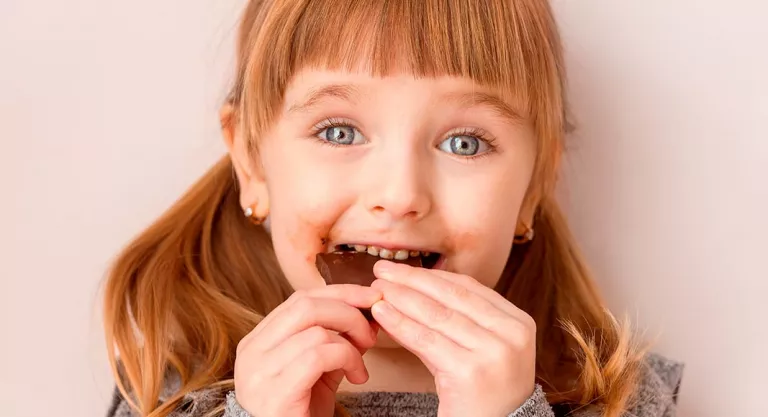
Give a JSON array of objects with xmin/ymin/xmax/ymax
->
[{"xmin": 1, "ymin": 1, "xmax": 766, "ymax": 416}]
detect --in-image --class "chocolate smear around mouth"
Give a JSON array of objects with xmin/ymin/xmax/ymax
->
[{"xmin": 315, "ymin": 252, "xmax": 422, "ymax": 321}]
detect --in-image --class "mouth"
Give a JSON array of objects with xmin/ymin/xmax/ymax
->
[{"xmin": 327, "ymin": 243, "xmax": 442, "ymax": 269}]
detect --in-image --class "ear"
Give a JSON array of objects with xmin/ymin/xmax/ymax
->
[
  {"xmin": 515, "ymin": 196, "xmax": 538, "ymax": 237},
  {"xmin": 220, "ymin": 104, "xmax": 269, "ymax": 220}
]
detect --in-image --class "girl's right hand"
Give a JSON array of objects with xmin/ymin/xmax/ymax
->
[{"xmin": 233, "ymin": 285, "xmax": 382, "ymax": 417}]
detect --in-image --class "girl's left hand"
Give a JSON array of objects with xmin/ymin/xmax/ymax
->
[{"xmin": 370, "ymin": 260, "xmax": 537, "ymax": 417}]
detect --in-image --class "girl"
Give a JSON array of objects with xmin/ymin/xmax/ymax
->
[{"xmin": 103, "ymin": 1, "xmax": 684, "ymax": 416}]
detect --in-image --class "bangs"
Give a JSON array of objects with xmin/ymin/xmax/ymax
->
[{"xmin": 292, "ymin": 0, "xmax": 529, "ymax": 103}]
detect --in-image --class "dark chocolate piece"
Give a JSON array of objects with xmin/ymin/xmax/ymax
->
[
  {"xmin": 316, "ymin": 252, "xmax": 422, "ymax": 285},
  {"xmin": 316, "ymin": 252, "xmax": 422, "ymax": 321}
]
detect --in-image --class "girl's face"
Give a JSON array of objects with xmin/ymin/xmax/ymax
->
[{"xmin": 238, "ymin": 69, "xmax": 536, "ymax": 291}]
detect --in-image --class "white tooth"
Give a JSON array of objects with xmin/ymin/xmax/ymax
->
[
  {"xmin": 423, "ymin": 251, "xmax": 431, "ymax": 257},
  {"xmin": 394, "ymin": 250, "xmax": 409, "ymax": 260},
  {"xmin": 367, "ymin": 246, "xmax": 380, "ymax": 256},
  {"xmin": 409, "ymin": 250, "xmax": 420, "ymax": 258},
  {"xmin": 354, "ymin": 245, "xmax": 367, "ymax": 252},
  {"xmin": 379, "ymin": 248, "xmax": 394, "ymax": 259}
]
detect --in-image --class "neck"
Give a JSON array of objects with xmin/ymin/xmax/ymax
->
[{"xmin": 337, "ymin": 347, "xmax": 436, "ymax": 394}]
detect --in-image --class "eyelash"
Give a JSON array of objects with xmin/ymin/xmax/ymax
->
[
  {"xmin": 310, "ymin": 118, "xmax": 499, "ymax": 159},
  {"xmin": 311, "ymin": 117, "xmax": 360, "ymax": 148},
  {"xmin": 444, "ymin": 127, "xmax": 498, "ymax": 161}
]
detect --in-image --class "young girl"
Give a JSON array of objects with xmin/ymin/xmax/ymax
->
[{"xmin": 103, "ymin": 1, "xmax": 684, "ymax": 416}]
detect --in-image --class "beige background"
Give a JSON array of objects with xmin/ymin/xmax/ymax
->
[{"xmin": 2, "ymin": 1, "xmax": 766, "ymax": 416}]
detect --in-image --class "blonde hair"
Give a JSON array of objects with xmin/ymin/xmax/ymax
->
[{"xmin": 103, "ymin": 1, "xmax": 646, "ymax": 416}]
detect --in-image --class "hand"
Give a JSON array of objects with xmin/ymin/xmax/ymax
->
[
  {"xmin": 234, "ymin": 285, "xmax": 382, "ymax": 417},
  {"xmin": 370, "ymin": 260, "xmax": 536, "ymax": 417}
]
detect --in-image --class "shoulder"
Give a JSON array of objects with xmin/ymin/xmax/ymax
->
[
  {"xmin": 108, "ymin": 354, "xmax": 684, "ymax": 417},
  {"xmin": 105, "ymin": 367, "xmax": 225, "ymax": 417},
  {"xmin": 106, "ymin": 386, "xmax": 136, "ymax": 417},
  {"xmin": 571, "ymin": 352, "xmax": 684, "ymax": 417},
  {"xmin": 627, "ymin": 353, "xmax": 685, "ymax": 416}
]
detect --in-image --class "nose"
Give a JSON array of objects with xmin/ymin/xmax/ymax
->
[{"xmin": 362, "ymin": 146, "xmax": 432, "ymax": 222}]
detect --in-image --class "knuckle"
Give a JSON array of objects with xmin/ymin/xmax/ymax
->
[
  {"xmin": 486, "ymin": 340, "xmax": 514, "ymax": 364},
  {"xmin": 454, "ymin": 273, "xmax": 477, "ymax": 288},
  {"xmin": 293, "ymin": 295, "xmax": 317, "ymax": 315},
  {"xmin": 436, "ymin": 375, "xmax": 460, "ymax": 392},
  {"xmin": 426, "ymin": 303, "xmax": 453, "ymax": 323},
  {"xmin": 516, "ymin": 311, "xmax": 537, "ymax": 332},
  {"xmin": 234, "ymin": 357, "xmax": 265, "ymax": 389},
  {"xmin": 525, "ymin": 314, "xmax": 538, "ymax": 333},
  {"xmin": 287, "ymin": 297, "xmax": 319, "ymax": 327},
  {"xmin": 304, "ymin": 348, "xmax": 323, "ymax": 367},
  {"xmin": 446, "ymin": 283, "xmax": 470, "ymax": 301},
  {"xmin": 343, "ymin": 342, "xmax": 359, "ymax": 358},
  {"xmin": 411, "ymin": 328, "xmax": 437, "ymax": 349},
  {"xmin": 484, "ymin": 313, "xmax": 510, "ymax": 335},
  {"xmin": 335, "ymin": 284, "xmax": 353, "ymax": 298},
  {"xmin": 236, "ymin": 337, "xmax": 248, "ymax": 356},
  {"xmin": 306, "ymin": 326, "xmax": 330, "ymax": 344},
  {"xmin": 289, "ymin": 289, "xmax": 309, "ymax": 302},
  {"xmin": 235, "ymin": 329, "xmax": 258, "ymax": 356},
  {"xmin": 511, "ymin": 321, "xmax": 535, "ymax": 349},
  {"xmin": 455, "ymin": 362, "xmax": 483, "ymax": 383}
]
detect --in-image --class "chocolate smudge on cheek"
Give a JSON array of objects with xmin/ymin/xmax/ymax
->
[
  {"xmin": 454, "ymin": 227, "xmax": 514, "ymax": 288},
  {"xmin": 441, "ymin": 229, "xmax": 485, "ymax": 277},
  {"xmin": 447, "ymin": 230, "xmax": 482, "ymax": 252},
  {"xmin": 285, "ymin": 211, "xmax": 337, "ymax": 265}
]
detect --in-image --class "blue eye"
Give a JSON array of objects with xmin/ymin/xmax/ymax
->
[
  {"xmin": 438, "ymin": 135, "xmax": 490, "ymax": 156},
  {"xmin": 317, "ymin": 125, "xmax": 365, "ymax": 145}
]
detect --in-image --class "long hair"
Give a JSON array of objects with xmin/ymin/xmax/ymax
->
[{"xmin": 103, "ymin": 1, "xmax": 645, "ymax": 416}]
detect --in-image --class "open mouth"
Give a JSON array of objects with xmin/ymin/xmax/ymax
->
[{"xmin": 329, "ymin": 244, "xmax": 442, "ymax": 269}]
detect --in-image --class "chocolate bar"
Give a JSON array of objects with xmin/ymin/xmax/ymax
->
[{"xmin": 315, "ymin": 252, "xmax": 422, "ymax": 320}]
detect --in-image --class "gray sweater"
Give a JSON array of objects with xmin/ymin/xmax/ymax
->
[{"xmin": 107, "ymin": 353, "xmax": 683, "ymax": 417}]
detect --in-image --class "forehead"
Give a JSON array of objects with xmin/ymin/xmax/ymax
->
[{"xmin": 282, "ymin": 69, "xmax": 526, "ymax": 125}]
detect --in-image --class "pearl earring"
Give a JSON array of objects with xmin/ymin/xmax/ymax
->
[
  {"xmin": 243, "ymin": 205, "xmax": 264, "ymax": 225},
  {"xmin": 514, "ymin": 224, "xmax": 535, "ymax": 244}
]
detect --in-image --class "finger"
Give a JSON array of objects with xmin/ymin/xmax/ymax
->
[
  {"xmin": 371, "ymin": 300, "xmax": 466, "ymax": 372},
  {"xmin": 376, "ymin": 260, "xmax": 512, "ymax": 311},
  {"xmin": 238, "ymin": 285, "xmax": 382, "ymax": 354},
  {"xmin": 412, "ymin": 267, "xmax": 537, "ymax": 341},
  {"xmin": 255, "ymin": 326, "xmax": 351, "ymax": 375},
  {"xmin": 374, "ymin": 260, "xmax": 521, "ymax": 326},
  {"xmin": 253, "ymin": 285, "xmax": 382, "ymax": 337},
  {"xmin": 278, "ymin": 341, "xmax": 369, "ymax": 390},
  {"xmin": 250, "ymin": 297, "xmax": 376, "ymax": 353},
  {"xmin": 370, "ymin": 279, "xmax": 499, "ymax": 350}
]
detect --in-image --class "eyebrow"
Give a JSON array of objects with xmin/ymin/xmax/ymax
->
[
  {"xmin": 287, "ymin": 84, "xmax": 361, "ymax": 114},
  {"xmin": 443, "ymin": 91, "xmax": 525, "ymax": 125}
]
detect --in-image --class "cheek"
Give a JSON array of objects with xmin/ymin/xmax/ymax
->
[
  {"xmin": 269, "ymin": 196, "xmax": 346, "ymax": 289},
  {"xmin": 267, "ymin": 199, "xmax": 338, "ymax": 290},
  {"xmin": 450, "ymin": 227, "xmax": 515, "ymax": 288},
  {"xmin": 440, "ymin": 175, "xmax": 528, "ymax": 287},
  {"xmin": 260, "ymin": 143, "xmax": 354, "ymax": 288}
]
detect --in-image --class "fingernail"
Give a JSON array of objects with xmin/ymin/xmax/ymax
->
[
  {"xmin": 374, "ymin": 260, "xmax": 396, "ymax": 280},
  {"xmin": 371, "ymin": 300, "xmax": 393, "ymax": 318}
]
